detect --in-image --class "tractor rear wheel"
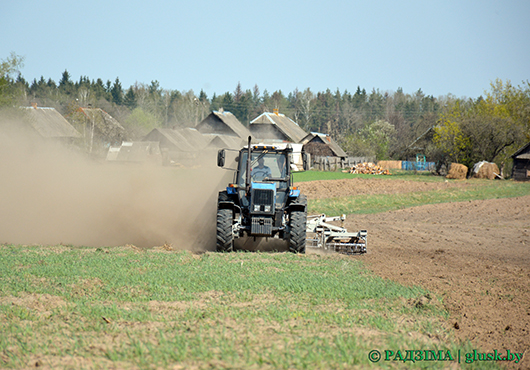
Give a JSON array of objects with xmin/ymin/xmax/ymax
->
[{"xmin": 216, "ymin": 208, "xmax": 234, "ymax": 252}]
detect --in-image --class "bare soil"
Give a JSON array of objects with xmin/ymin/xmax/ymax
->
[
  {"xmin": 297, "ymin": 177, "xmax": 471, "ymax": 199},
  {"xmin": 304, "ymin": 178, "xmax": 530, "ymax": 364}
]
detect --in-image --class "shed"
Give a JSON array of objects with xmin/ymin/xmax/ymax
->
[
  {"xmin": 196, "ymin": 110, "xmax": 250, "ymax": 139},
  {"xmin": 249, "ymin": 111, "xmax": 308, "ymax": 143},
  {"xmin": 511, "ymin": 142, "xmax": 530, "ymax": 181},
  {"xmin": 301, "ymin": 132, "xmax": 347, "ymax": 158},
  {"xmin": 106, "ymin": 141, "xmax": 162, "ymax": 164},
  {"xmin": 22, "ymin": 105, "xmax": 80, "ymax": 140}
]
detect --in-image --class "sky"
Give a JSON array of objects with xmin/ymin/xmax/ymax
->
[{"xmin": 1, "ymin": 0, "xmax": 529, "ymax": 100}]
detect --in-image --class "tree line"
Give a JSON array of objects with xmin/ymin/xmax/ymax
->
[{"xmin": 1, "ymin": 53, "xmax": 529, "ymax": 175}]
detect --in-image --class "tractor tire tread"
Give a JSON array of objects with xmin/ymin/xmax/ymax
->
[
  {"xmin": 289, "ymin": 195, "xmax": 307, "ymax": 254},
  {"xmin": 216, "ymin": 208, "xmax": 234, "ymax": 252}
]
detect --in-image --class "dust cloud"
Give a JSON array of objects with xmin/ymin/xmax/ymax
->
[{"xmin": 0, "ymin": 117, "xmax": 232, "ymax": 250}]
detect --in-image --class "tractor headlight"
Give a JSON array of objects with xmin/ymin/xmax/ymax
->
[
  {"xmin": 253, "ymin": 205, "xmax": 261, "ymax": 212},
  {"xmin": 264, "ymin": 205, "xmax": 271, "ymax": 212}
]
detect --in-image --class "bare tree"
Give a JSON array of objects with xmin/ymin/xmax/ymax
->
[
  {"xmin": 77, "ymin": 86, "xmax": 90, "ymax": 107},
  {"xmin": 341, "ymin": 100, "xmax": 363, "ymax": 134},
  {"xmin": 172, "ymin": 89, "xmax": 198, "ymax": 126},
  {"xmin": 133, "ymin": 82, "xmax": 149, "ymax": 108},
  {"xmin": 299, "ymin": 88, "xmax": 314, "ymax": 131},
  {"xmin": 161, "ymin": 89, "xmax": 171, "ymax": 127}
]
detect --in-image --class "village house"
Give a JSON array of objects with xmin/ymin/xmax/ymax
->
[
  {"xmin": 68, "ymin": 107, "xmax": 126, "ymax": 156},
  {"xmin": 22, "ymin": 104, "xmax": 80, "ymax": 143},
  {"xmin": 511, "ymin": 142, "xmax": 530, "ymax": 181},
  {"xmin": 249, "ymin": 110, "xmax": 308, "ymax": 143},
  {"xmin": 301, "ymin": 132, "xmax": 347, "ymax": 159}
]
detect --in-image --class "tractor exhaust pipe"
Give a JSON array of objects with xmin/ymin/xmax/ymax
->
[{"xmin": 245, "ymin": 136, "xmax": 252, "ymax": 195}]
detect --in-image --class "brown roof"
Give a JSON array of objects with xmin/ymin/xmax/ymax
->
[
  {"xmin": 301, "ymin": 132, "xmax": 348, "ymax": 157},
  {"xmin": 250, "ymin": 112, "xmax": 307, "ymax": 143},
  {"xmin": 205, "ymin": 134, "xmax": 246, "ymax": 149},
  {"xmin": 196, "ymin": 111, "xmax": 250, "ymax": 139},
  {"xmin": 512, "ymin": 142, "xmax": 530, "ymax": 160},
  {"xmin": 23, "ymin": 106, "xmax": 81, "ymax": 138},
  {"xmin": 143, "ymin": 128, "xmax": 196, "ymax": 152},
  {"xmin": 77, "ymin": 107, "xmax": 126, "ymax": 143},
  {"xmin": 176, "ymin": 127, "xmax": 209, "ymax": 149}
]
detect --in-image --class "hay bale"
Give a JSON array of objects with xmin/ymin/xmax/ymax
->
[
  {"xmin": 446, "ymin": 163, "xmax": 468, "ymax": 179},
  {"xmin": 472, "ymin": 161, "xmax": 500, "ymax": 180}
]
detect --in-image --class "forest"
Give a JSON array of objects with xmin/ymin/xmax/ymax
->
[{"xmin": 1, "ymin": 52, "xmax": 529, "ymax": 174}]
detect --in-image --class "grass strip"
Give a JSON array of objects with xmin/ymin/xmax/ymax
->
[{"xmin": 307, "ymin": 180, "xmax": 530, "ymax": 215}]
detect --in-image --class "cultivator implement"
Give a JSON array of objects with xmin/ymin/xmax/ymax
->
[{"xmin": 306, "ymin": 214, "xmax": 367, "ymax": 254}]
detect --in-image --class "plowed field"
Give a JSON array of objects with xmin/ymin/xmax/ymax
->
[{"xmin": 302, "ymin": 178, "xmax": 530, "ymax": 359}]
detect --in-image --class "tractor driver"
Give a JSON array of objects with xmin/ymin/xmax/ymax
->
[{"xmin": 252, "ymin": 157, "xmax": 271, "ymax": 181}]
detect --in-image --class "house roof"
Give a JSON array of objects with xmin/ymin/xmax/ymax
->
[
  {"xmin": 196, "ymin": 111, "xmax": 250, "ymax": 139},
  {"xmin": 512, "ymin": 141, "xmax": 530, "ymax": 159},
  {"xmin": 204, "ymin": 134, "xmax": 246, "ymax": 149},
  {"xmin": 22, "ymin": 106, "xmax": 81, "ymax": 138},
  {"xmin": 250, "ymin": 112, "xmax": 308, "ymax": 143},
  {"xmin": 301, "ymin": 132, "xmax": 348, "ymax": 157},
  {"xmin": 77, "ymin": 107, "xmax": 126, "ymax": 141},
  {"xmin": 142, "ymin": 128, "xmax": 196, "ymax": 152},
  {"xmin": 176, "ymin": 127, "xmax": 209, "ymax": 149}
]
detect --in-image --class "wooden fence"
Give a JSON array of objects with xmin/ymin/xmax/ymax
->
[{"xmin": 312, "ymin": 156, "xmax": 376, "ymax": 171}]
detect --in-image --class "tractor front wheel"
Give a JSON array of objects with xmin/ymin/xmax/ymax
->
[
  {"xmin": 216, "ymin": 208, "xmax": 234, "ymax": 252},
  {"xmin": 289, "ymin": 210, "xmax": 307, "ymax": 254}
]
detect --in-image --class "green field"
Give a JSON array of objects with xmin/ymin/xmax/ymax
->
[
  {"xmin": 1, "ymin": 170, "xmax": 516, "ymax": 369},
  {"xmin": 0, "ymin": 246, "xmax": 491, "ymax": 369},
  {"xmin": 294, "ymin": 170, "xmax": 530, "ymax": 216}
]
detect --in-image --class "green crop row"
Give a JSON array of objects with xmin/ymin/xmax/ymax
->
[{"xmin": 0, "ymin": 246, "xmax": 495, "ymax": 369}]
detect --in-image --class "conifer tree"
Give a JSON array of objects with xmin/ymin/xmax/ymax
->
[{"xmin": 111, "ymin": 77, "xmax": 123, "ymax": 105}]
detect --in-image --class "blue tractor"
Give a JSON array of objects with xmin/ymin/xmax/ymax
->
[{"xmin": 216, "ymin": 137, "xmax": 309, "ymax": 253}]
